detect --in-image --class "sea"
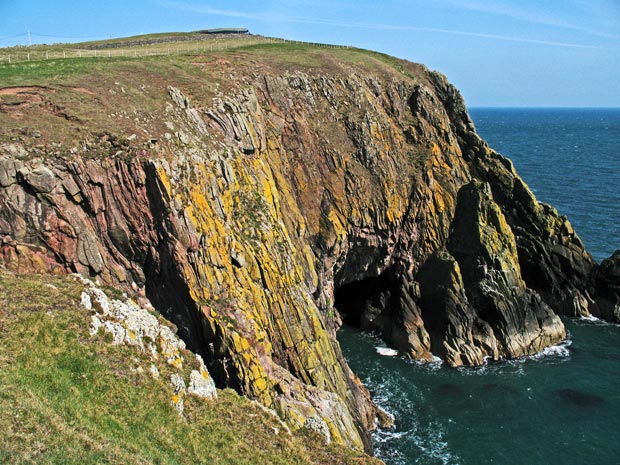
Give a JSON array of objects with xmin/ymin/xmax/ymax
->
[{"xmin": 338, "ymin": 108, "xmax": 620, "ymax": 465}]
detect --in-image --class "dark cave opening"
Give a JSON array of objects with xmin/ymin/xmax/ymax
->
[{"xmin": 334, "ymin": 272, "xmax": 397, "ymax": 332}]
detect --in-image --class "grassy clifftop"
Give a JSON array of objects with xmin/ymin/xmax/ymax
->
[
  {"xmin": 0, "ymin": 271, "xmax": 380, "ymax": 464},
  {"xmin": 0, "ymin": 31, "xmax": 427, "ymax": 157}
]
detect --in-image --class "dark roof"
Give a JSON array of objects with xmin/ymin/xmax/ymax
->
[{"xmin": 195, "ymin": 28, "xmax": 249, "ymax": 34}]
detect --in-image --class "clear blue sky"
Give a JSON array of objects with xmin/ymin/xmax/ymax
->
[{"xmin": 1, "ymin": 0, "xmax": 619, "ymax": 107}]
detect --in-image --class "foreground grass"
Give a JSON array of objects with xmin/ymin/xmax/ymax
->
[{"xmin": 0, "ymin": 271, "xmax": 380, "ymax": 465}]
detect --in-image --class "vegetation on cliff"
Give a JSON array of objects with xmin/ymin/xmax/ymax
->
[
  {"xmin": 1, "ymin": 32, "xmax": 617, "ymax": 453},
  {"xmin": 0, "ymin": 270, "xmax": 380, "ymax": 464}
]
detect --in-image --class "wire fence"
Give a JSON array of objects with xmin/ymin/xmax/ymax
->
[
  {"xmin": 0, "ymin": 43, "xmax": 250, "ymax": 64},
  {"xmin": 0, "ymin": 37, "xmax": 353, "ymax": 65}
]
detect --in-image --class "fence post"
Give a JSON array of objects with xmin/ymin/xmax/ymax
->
[
  {"xmin": 46, "ymin": 51, "xmax": 49, "ymax": 59},
  {"xmin": 78, "ymin": 50, "xmax": 81, "ymax": 58},
  {"xmin": 8, "ymin": 55, "xmax": 10, "ymax": 64},
  {"xmin": 63, "ymin": 51, "xmax": 66, "ymax": 58}
]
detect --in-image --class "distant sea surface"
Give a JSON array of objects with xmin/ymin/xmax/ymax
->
[
  {"xmin": 470, "ymin": 108, "xmax": 620, "ymax": 263},
  {"xmin": 338, "ymin": 108, "xmax": 620, "ymax": 465}
]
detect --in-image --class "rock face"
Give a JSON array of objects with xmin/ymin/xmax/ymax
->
[
  {"xmin": 0, "ymin": 51, "xmax": 618, "ymax": 451},
  {"xmin": 417, "ymin": 180, "xmax": 565, "ymax": 365}
]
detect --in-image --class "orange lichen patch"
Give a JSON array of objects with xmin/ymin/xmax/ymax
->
[{"xmin": 156, "ymin": 166, "xmax": 172, "ymax": 197}]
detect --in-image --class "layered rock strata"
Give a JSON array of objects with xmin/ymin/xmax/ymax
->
[{"xmin": 1, "ymin": 54, "xmax": 618, "ymax": 450}]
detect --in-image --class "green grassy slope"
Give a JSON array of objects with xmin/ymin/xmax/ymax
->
[{"xmin": 0, "ymin": 271, "xmax": 380, "ymax": 465}]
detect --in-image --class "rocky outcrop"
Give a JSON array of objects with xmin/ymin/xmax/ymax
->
[
  {"xmin": 417, "ymin": 180, "xmax": 565, "ymax": 365},
  {"xmin": 589, "ymin": 251, "xmax": 620, "ymax": 321},
  {"xmin": 0, "ymin": 50, "xmax": 618, "ymax": 451},
  {"xmin": 427, "ymin": 72, "xmax": 618, "ymax": 322},
  {"xmin": 80, "ymin": 274, "xmax": 217, "ymax": 415}
]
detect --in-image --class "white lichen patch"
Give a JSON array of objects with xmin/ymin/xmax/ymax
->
[
  {"xmin": 170, "ymin": 373, "xmax": 186, "ymax": 394},
  {"xmin": 304, "ymin": 415, "xmax": 331, "ymax": 444},
  {"xmin": 76, "ymin": 274, "xmax": 217, "ymax": 417},
  {"xmin": 186, "ymin": 354, "xmax": 217, "ymax": 399}
]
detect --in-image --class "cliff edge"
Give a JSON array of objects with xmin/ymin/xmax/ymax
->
[{"xmin": 1, "ymin": 39, "xmax": 617, "ymax": 451}]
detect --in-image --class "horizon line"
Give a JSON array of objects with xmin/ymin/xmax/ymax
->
[{"xmin": 469, "ymin": 105, "xmax": 620, "ymax": 109}]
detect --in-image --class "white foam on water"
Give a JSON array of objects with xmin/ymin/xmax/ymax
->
[
  {"xmin": 526, "ymin": 337, "xmax": 572, "ymax": 360},
  {"xmin": 369, "ymin": 374, "xmax": 460, "ymax": 465},
  {"xmin": 373, "ymin": 423, "xmax": 460, "ymax": 465},
  {"xmin": 364, "ymin": 363, "xmax": 459, "ymax": 465},
  {"xmin": 455, "ymin": 337, "xmax": 573, "ymax": 377},
  {"xmin": 577, "ymin": 314, "xmax": 620, "ymax": 327},
  {"xmin": 573, "ymin": 314, "xmax": 620, "ymax": 327},
  {"xmin": 373, "ymin": 429, "xmax": 409, "ymax": 443},
  {"xmin": 405, "ymin": 353, "xmax": 444, "ymax": 372},
  {"xmin": 410, "ymin": 421, "xmax": 459, "ymax": 465},
  {"xmin": 457, "ymin": 364, "xmax": 489, "ymax": 376},
  {"xmin": 376, "ymin": 346, "xmax": 399, "ymax": 357}
]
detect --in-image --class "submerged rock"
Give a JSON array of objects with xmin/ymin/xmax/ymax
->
[{"xmin": 554, "ymin": 388, "xmax": 604, "ymax": 407}]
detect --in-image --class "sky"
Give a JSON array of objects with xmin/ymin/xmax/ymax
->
[{"xmin": 1, "ymin": 0, "xmax": 619, "ymax": 107}]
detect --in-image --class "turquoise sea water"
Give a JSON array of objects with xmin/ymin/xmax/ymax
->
[{"xmin": 338, "ymin": 109, "xmax": 620, "ymax": 465}]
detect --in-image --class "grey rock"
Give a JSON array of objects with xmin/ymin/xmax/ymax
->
[
  {"xmin": 19, "ymin": 165, "xmax": 56, "ymax": 193},
  {"xmin": 188, "ymin": 369, "xmax": 217, "ymax": 399},
  {"xmin": 176, "ymin": 131, "xmax": 190, "ymax": 145},
  {"xmin": 0, "ymin": 157, "xmax": 20, "ymax": 187},
  {"xmin": 3, "ymin": 143, "xmax": 28, "ymax": 159},
  {"xmin": 304, "ymin": 415, "xmax": 331, "ymax": 444},
  {"xmin": 168, "ymin": 86, "xmax": 190, "ymax": 109},
  {"xmin": 61, "ymin": 176, "xmax": 81, "ymax": 201},
  {"xmin": 170, "ymin": 373, "xmax": 186, "ymax": 394}
]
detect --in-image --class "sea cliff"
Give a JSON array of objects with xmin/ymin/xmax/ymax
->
[{"xmin": 1, "ymin": 41, "xmax": 617, "ymax": 450}]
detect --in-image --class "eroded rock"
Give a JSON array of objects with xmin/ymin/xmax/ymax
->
[{"xmin": 0, "ymin": 59, "xmax": 617, "ymax": 453}]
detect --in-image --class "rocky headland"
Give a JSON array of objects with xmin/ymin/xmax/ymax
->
[{"xmin": 1, "ymin": 40, "xmax": 618, "ymax": 452}]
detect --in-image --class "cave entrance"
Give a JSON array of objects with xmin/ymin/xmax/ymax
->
[{"xmin": 334, "ymin": 272, "xmax": 396, "ymax": 333}]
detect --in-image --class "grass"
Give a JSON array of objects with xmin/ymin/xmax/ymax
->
[
  {"xmin": 0, "ymin": 31, "xmax": 423, "ymax": 85},
  {"xmin": 0, "ymin": 32, "xmax": 276, "ymax": 66},
  {"xmin": 0, "ymin": 57, "xmax": 131, "ymax": 85},
  {"xmin": 0, "ymin": 271, "xmax": 381, "ymax": 465},
  {"xmin": 0, "ymin": 32, "xmax": 428, "ymax": 162}
]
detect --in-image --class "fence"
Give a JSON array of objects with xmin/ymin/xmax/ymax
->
[
  {"xmin": 0, "ymin": 37, "xmax": 353, "ymax": 65},
  {"xmin": 1, "ymin": 43, "xmax": 246, "ymax": 64}
]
